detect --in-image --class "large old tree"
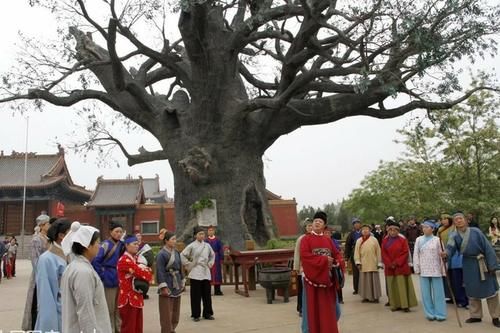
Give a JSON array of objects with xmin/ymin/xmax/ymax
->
[{"xmin": 1, "ymin": 0, "xmax": 498, "ymax": 249}]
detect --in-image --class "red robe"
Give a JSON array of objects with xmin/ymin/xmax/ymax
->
[
  {"xmin": 117, "ymin": 252, "xmax": 153, "ymax": 333},
  {"xmin": 300, "ymin": 232, "xmax": 340, "ymax": 333},
  {"xmin": 381, "ymin": 235, "xmax": 412, "ymax": 276}
]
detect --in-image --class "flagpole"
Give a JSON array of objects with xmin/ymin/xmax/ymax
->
[{"xmin": 20, "ymin": 116, "xmax": 29, "ymax": 257}]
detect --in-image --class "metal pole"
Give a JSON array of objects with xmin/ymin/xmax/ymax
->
[{"xmin": 20, "ymin": 116, "xmax": 29, "ymax": 257}]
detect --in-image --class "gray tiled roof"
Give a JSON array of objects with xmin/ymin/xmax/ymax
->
[
  {"xmin": 0, "ymin": 154, "xmax": 63, "ymax": 188},
  {"xmin": 142, "ymin": 177, "xmax": 160, "ymax": 198},
  {"xmin": 88, "ymin": 179, "xmax": 144, "ymax": 207}
]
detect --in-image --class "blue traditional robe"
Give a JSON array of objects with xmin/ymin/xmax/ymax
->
[
  {"xmin": 35, "ymin": 244, "xmax": 67, "ymax": 333},
  {"xmin": 205, "ymin": 236, "xmax": 224, "ymax": 285},
  {"xmin": 447, "ymin": 227, "xmax": 498, "ymax": 299}
]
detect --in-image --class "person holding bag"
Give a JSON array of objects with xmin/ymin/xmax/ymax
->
[
  {"xmin": 157, "ymin": 231, "xmax": 185, "ymax": 333},
  {"xmin": 181, "ymin": 227, "xmax": 215, "ymax": 322},
  {"xmin": 117, "ymin": 235, "xmax": 153, "ymax": 333}
]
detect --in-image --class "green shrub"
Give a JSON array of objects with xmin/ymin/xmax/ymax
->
[{"xmin": 265, "ymin": 238, "xmax": 296, "ymax": 249}]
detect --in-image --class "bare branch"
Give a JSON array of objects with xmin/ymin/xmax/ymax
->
[
  {"xmin": 360, "ymin": 87, "xmax": 500, "ymax": 119},
  {"xmin": 239, "ymin": 63, "xmax": 278, "ymax": 91},
  {"xmin": 0, "ymin": 89, "xmax": 120, "ymax": 110},
  {"xmin": 107, "ymin": 18, "xmax": 125, "ymax": 90},
  {"xmin": 76, "ymin": 0, "xmax": 108, "ymax": 39}
]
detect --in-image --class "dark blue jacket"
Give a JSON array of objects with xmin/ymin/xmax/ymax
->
[{"xmin": 91, "ymin": 239, "xmax": 124, "ymax": 288}]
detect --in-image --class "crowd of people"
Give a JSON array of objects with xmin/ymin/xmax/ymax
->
[
  {"xmin": 0, "ymin": 234, "xmax": 18, "ymax": 282},
  {"xmin": 2, "ymin": 213, "xmax": 225, "ymax": 333},
  {"xmin": 1, "ymin": 209, "xmax": 498, "ymax": 333},
  {"xmin": 294, "ymin": 211, "xmax": 500, "ymax": 333}
]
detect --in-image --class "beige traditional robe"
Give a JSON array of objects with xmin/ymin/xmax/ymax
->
[{"xmin": 354, "ymin": 236, "xmax": 382, "ymax": 272}]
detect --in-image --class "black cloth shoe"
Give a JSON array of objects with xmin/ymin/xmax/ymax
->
[
  {"xmin": 214, "ymin": 291, "xmax": 224, "ymax": 296},
  {"xmin": 403, "ymin": 308, "xmax": 410, "ymax": 313},
  {"xmin": 493, "ymin": 318, "xmax": 500, "ymax": 328},
  {"xmin": 193, "ymin": 318, "xmax": 200, "ymax": 322},
  {"xmin": 465, "ymin": 318, "xmax": 482, "ymax": 324},
  {"xmin": 204, "ymin": 316, "xmax": 215, "ymax": 320},
  {"xmin": 362, "ymin": 299, "xmax": 370, "ymax": 303},
  {"xmin": 384, "ymin": 302, "xmax": 390, "ymax": 307}
]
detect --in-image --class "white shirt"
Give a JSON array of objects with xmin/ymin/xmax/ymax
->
[
  {"xmin": 413, "ymin": 236, "xmax": 446, "ymax": 277},
  {"xmin": 181, "ymin": 240, "xmax": 215, "ymax": 281}
]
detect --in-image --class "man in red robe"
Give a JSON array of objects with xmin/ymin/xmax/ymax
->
[{"xmin": 300, "ymin": 211, "xmax": 341, "ymax": 333}]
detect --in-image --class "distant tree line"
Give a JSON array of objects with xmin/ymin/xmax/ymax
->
[
  {"xmin": 344, "ymin": 80, "xmax": 499, "ymax": 230},
  {"xmin": 298, "ymin": 80, "xmax": 499, "ymax": 231}
]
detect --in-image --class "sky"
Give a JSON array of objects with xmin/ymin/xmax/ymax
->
[{"xmin": 0, "ymin": 2, "xmax": 498, "ymax": 209}]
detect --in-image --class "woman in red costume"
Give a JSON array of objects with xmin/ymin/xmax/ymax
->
[{"xmin": 117, "ymin": 234, "xmax": 153, "ymax": 333}]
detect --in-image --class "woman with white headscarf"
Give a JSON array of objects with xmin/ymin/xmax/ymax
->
[{"xmin": 60, "ymin": 221, "xmax": 112, "ymax": 333}]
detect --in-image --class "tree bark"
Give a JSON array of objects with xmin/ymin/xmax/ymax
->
[{"xmin": 169, "ymin": 143, "xmax": 277, "ymax": 250}]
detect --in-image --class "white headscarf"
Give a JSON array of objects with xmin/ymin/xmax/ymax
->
[{"xmin": 61, "ymin": 221, "xmax": 99, "ymax": 256}]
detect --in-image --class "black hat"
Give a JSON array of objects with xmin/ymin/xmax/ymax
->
[
  {"xmin": 162, "ymin": 231, "xmax": 176, "ymax": 242},
  {"xmin": 109, "ymin": 221, "xmax": 123, "ymax": 231},
  {"xmin": 193, "ymin": 226, "xmax": 204, "ymax": 236},
  {"xmin": 313, "ymin": 211, "xmax": 327, "ymax": 224},
  {"xmin": 386, "ymin": 220, "xmax": 400, "ymax": 228}
]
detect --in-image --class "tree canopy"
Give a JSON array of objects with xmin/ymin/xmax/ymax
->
[
  {"xmin": 1, "ymin": 0, "xmax": 499, "ymax": 157},
  {"xmin": 344, "ymin": 80, "xmax": 500, "ymax": 228}
]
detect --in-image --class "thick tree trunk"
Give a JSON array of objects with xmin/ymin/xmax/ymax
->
[{"xmin": 169, "ymin": 145, "xmax": 278, "ymax": 250}]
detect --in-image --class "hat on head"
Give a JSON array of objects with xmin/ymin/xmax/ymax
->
[
  {"xmin": 36, "ymin": 214, "xmax": 50, "ymax": 226},
  {"xmin": 422, "ymin": 220, "xmax": 437, "ymax": 229},
  {"xmin": 193, "ymin": 226, "xmax": 204, "ymax": 236},
  {"xmin": 163, "ymin": 231, "xmax": 176, "ymax": 242},
  {"xmin": 361, "ymin": 224, "xmax": 372, "ymax": 230},
  {"xmin": 385, "ymin": 216, "xmax": 396, "ymax": 223},
  {"xmin": 109, "ymin": 221, "xmax": 123, "ymax": 231},
  {"xmin": 61, "ymin": 221, "xmax": 99, "ymax": 256},
  {"xmin": 386, "ymin": 220, "xmax": 400, "ymax": 228},
  {"xmin": 351, "ymin": 217, "xmax": 361, "ymax": 224},
  {"xmin": 313, "ymin": 211, "xmax": 327, "ymax": 224}
]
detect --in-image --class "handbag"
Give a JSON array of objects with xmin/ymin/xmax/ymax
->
[{"xmin": 133, "ymin": 278, "xmax": 149, "ymax": 294}]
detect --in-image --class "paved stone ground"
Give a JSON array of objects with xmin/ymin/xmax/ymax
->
[{"xmin": 0, "ymin": 260, "xmax": 496, "ymax": 332}]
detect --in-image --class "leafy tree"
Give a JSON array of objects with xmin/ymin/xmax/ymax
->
[
  {"xmin": 297, "ymin": 205, "xmax": 317, "ymax": 222},
  {"xmin": 345, "ymin": 82, "xmax": 500, "ymax": 228},
  {"xmin": 1, "ymin": 0, "xmax": 499, "ymax": 248}
]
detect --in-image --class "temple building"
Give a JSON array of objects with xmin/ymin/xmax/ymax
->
[
  {"xmin": 0, "ymin": 150, "xmax": 91, "ymax": 235},
  {"xmin": 0, "ymin": 150, "xmax": 298, "ymax": 244}
]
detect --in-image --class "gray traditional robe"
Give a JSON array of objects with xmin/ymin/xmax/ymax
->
[
  {"xmin": 21, "ymin": 233, "xmax": 48, "ymax": 330},
  {"xmin": 61, "ymin": 255, "xmax": 112, "ymax": 333}
]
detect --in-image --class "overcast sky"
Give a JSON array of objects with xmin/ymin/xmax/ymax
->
[{"xmin": 0, "ymin": 2, "xmax": 498, "ymax": 209}]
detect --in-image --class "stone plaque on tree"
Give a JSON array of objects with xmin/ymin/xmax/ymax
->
[{"xmin": 195, "ymin": 199, "xmax": 217, "ymax": 227}]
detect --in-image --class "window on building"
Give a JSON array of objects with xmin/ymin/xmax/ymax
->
[{"xmin": 141, "ymin": 221, "xmax": 159, "ymax": 235}]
